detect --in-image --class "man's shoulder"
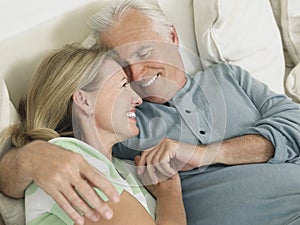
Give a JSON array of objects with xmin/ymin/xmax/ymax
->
[
  {"xmin": 191, "ymin": 63, "xmax": 235, "ymax": 81},
  {"xmin": 204, "ymin": 63, "xmax": 235, "ymax": 73},
  {"xmin": 194, "ymin": 63, "xmax": 248, "ymax": 82}
]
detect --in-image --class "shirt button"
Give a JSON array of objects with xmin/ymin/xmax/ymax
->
[
  {"xmin": 185, "ymin": 109, "xmax": 191, "ymax": 113},
  {"xmin": 199, "ymin": 130, "xmax": 206, "ymax": 135}
]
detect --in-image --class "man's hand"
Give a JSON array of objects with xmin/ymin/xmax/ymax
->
[{"xmin": 0, "ymin": 140, "xmax": 120, "ymax": 225}]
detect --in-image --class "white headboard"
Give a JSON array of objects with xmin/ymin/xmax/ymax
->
[
  {"xmin": 1, "ymin": 0, "xmax": 297, "ymax": 108},
  {"xmin": 0, "ymin": 0, "xmax": 108, "ymax": 107}
]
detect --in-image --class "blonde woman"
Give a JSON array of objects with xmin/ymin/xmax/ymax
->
[{"xmin": 10, "ymin": 44, "xmax": 186, "ymax": 225}]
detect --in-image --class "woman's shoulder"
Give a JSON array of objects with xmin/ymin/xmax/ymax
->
[
  {"xmin": 49, "ymin": 137, "xmax": 89, "ymax": 150},
  {"xmin": 49, "ymin": 137, "xmax": 109, "ymax": 161}
]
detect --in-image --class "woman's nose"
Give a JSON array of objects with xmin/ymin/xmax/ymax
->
[{"xmin": 131, "ymin": 93, "xmax": 143, "ymax": 106}]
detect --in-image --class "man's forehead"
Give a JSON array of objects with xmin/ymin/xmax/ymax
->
[
  {"xmin": 100, "ymin": 9, "xmax": 155, "ymax": 45},
  {"xmin": 114, "ymin": 43, "xmax": 149, "ymax": 58}
]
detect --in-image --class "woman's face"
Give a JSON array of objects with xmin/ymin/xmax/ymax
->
[{"xmin": 94, "ymin": 59, "xmax": 142, "ymax": 143}]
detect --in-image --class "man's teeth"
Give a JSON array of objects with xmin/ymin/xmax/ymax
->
[
  {"xmin": 140, "ymin": 74, "xmax": 158, "ymax": 87},
  {"xmin": 127, "ymin": 111, "xmax": 136, "ymax": 118}
]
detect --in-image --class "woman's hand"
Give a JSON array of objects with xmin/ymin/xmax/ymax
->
[
  {"xmin": 135, "ymin": 155, "xmax": 187, "ymax": 225},
  {"xmin": 134, "ymin": 155, "xmax": 182, "ymax": 198},
  {"xmin": 136, "ymin": 138, "xmax": 197, "ymax": 184}
]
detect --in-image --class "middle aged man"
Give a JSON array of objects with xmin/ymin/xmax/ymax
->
[{"xmin": 89, "ymin": 1, "xmax": 300, "ymax": 224}]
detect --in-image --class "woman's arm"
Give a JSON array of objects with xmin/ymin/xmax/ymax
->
[
  {"xmin": 84, "ymin": 191, "xmax": 156, "ymax": 225},
  {"xmin": 136, "ymin": 155, "xmax": 186, "ymax": 225},
  {"xmin": 84, "ymin": 174, "xmax": 186, "ymax": 225},
  {"xmin": 147, "ymin": 174, "xmax": 186, "ymax": 225}
]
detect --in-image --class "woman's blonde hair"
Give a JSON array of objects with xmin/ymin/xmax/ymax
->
[{"xmin": 11, "ymin": 43, "xmax": 108, "ymax": 148}]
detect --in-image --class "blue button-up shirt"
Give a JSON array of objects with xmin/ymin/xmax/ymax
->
[
  {"xmin": 113, "ymin": 63, "xmax": 300, "ymax": 169},
  {"xmin": 113, "ymin": 63, "xmax": 300, "ymax": 224}
]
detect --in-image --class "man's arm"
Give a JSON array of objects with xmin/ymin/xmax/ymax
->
[
  {"xmin": 0, "ymin": 145, "xmax": 33, "ymax": 198},
  {"xmin": 191, "ymin": 134, "xmax": 274, "ymax": 167},
  {"xmin": 137, "ymin": 134, "xmax": 274, "ymax": 178},
  {"xmin": 0, "ymin": 140, "xmax": 120, "ymax": 225}
]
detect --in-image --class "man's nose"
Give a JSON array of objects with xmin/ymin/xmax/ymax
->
[{"xmin": 130, "ymin": 63, "xmax": 146, "ymax": 81}]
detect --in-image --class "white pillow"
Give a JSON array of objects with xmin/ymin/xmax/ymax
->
[
  {"xmin": 286, "ymin": 62, "xmax": 300, "ymax": 102},
  {"xmin": 193, "ymin": 0, "xmax": 285, "ymax": 94},
  {"xmin": 156, "ymin": 0, "xmax": 203, "ymax": 76},
  {"xmin": 281, "ymin": 0, "xmax": 300, "ymax": 65},
  {"xmin": 280, "ymin": 0, "xmax": 300, "ymax": 101},
  {"xmin": 0, "ymin": 78, "xmax": 24, "ymax": 225},
  {"xmin": 0, "ymin": 78, "xmax": 20, "ymax": 158},
  {"xmin": 0, "ymin": 193, "xmax": 25, "ymax": 225}
]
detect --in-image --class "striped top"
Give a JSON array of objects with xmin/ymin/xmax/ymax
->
[{"xmin": 25, "ymin": 137, "xmax": 156, "ymax": 225}]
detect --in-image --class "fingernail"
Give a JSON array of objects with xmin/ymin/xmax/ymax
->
[
  {"xmin": 91, "ymin": 214, "xmax": 99, "ymax": 222},
  {"xmin": 77, "ymin": 218, "xmax": 84, "ymax": 225},
  {"xmin": 105, "ymin": 211, "xmax": 113, "ymax": 220}
]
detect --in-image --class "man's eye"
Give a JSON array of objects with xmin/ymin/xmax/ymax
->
[{"xmin": 138, "ymin": 48, "xmax": 153, "ymax": 59}]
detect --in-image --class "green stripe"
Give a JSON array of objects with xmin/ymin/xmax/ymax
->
[
  {"xmin": 27, "ymin": 212, "xmax": 68, "ymax": 225},
  {"xmin": 25, "ymin": 182, "xmax": 39, "ymax": 195}
]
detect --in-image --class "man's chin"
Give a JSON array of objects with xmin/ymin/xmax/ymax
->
[{"xmin": 144, "ymin": 96, "xmax": 169, "ymax": 104}]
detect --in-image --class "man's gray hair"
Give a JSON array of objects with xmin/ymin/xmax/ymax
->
[{"xmin": 87, "ymin": 0, "xmax": 173, "ymax": 44}]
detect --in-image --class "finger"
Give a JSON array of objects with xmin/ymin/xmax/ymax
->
[
  {"xmin": 150, "ymin": 153, "xmax": 171, "ymax": 178},
  {"xmin": 159, "ymin": 151, "xmax": 178, "ymax": 176},
  {"xmin": 147, "ymin": 165, "xmax": 158, "ymax": 185},
  {"xmin": 82, "ymin": 163, "xmax": 120, "ymax": 205},
  {"xmin": 134, "ymin": 155, "xmax": 143, "ymax": 176},
  {"xmin": 135, "ymin": 166, "xmax": 152, "ymax": 186},
  {"xmin": 137, "ymin": 152, "xmax": 149, "ymax": 175},
  {"xmin": 155, "ymin": 161, "xmax": 177, "ymax": 179},
  {"xmin": 146, "ymin": 156, "xmax": 158, "ymax": 185},
  {"xmin": 54, "ymin": 191, "xmax": 85, "ymax": 225},
  {"xmin": 74, "ymin": 180, "xmax": 114, "ymax": 221},
  {"xmin": 61, "ymin": 184, "xmax": 103, "ymax": 222},
  {"xmin": 134, "ymin": 155, "xmax": 141, "ymax": 165},
  {"xmin": 149, "ymin": 151, "xmax": 173, "ymax": 178}
]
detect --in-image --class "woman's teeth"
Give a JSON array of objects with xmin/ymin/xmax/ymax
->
[
  {"xmin": 127, "ymin": 111, "xmax": 136, "ymax": 119},
  {"xmin": 140, "ymin": 74, "xmax": 158, "ymax": 87}
]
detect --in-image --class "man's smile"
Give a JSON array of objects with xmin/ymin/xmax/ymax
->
[{"xmin": 140, "ymin": 74, "xmax": 160, "ymax": 87}]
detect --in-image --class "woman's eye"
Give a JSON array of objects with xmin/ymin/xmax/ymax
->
[{"xmin": 122, "ymin": 81, "xmax": 129, "ymax": 87}]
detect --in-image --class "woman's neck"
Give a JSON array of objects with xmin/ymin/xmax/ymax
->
[
  {"xmin": 75, "ymin": 115, "xmax": 118, "ymax": 161},
  {"xmin": 78, "ymin": 126, "xmax": 116, "ymax": 161}
]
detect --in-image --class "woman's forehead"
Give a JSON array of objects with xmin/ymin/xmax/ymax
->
[{"xmin": 101, "ymin": 57, "xmax": 123, "ymax": 74}]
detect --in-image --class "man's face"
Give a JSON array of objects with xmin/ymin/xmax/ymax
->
[{"xmin": 100, "ymin": 9, "xmax": 186, "ymax": 104}]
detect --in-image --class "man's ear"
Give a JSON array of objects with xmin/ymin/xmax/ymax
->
[
  {"xmin": 170, "ymin": 25, "xmax": 179, "ymax": 46},
  {"xmin": 73, "ymin": 90, "xmax": 93, "ymax": 116}
]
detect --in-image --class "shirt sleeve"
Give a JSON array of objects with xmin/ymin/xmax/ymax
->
[
  {"xmin": 51, "ymin": 138, "xmax": 127, "ymax": 200},
  {"xmin": 26, "ymin": 138, "xmax": 128, "ymax": 225},
  {"xmin": 228, "ymin": 64, "xmax": 300, "ymax": 164}
]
